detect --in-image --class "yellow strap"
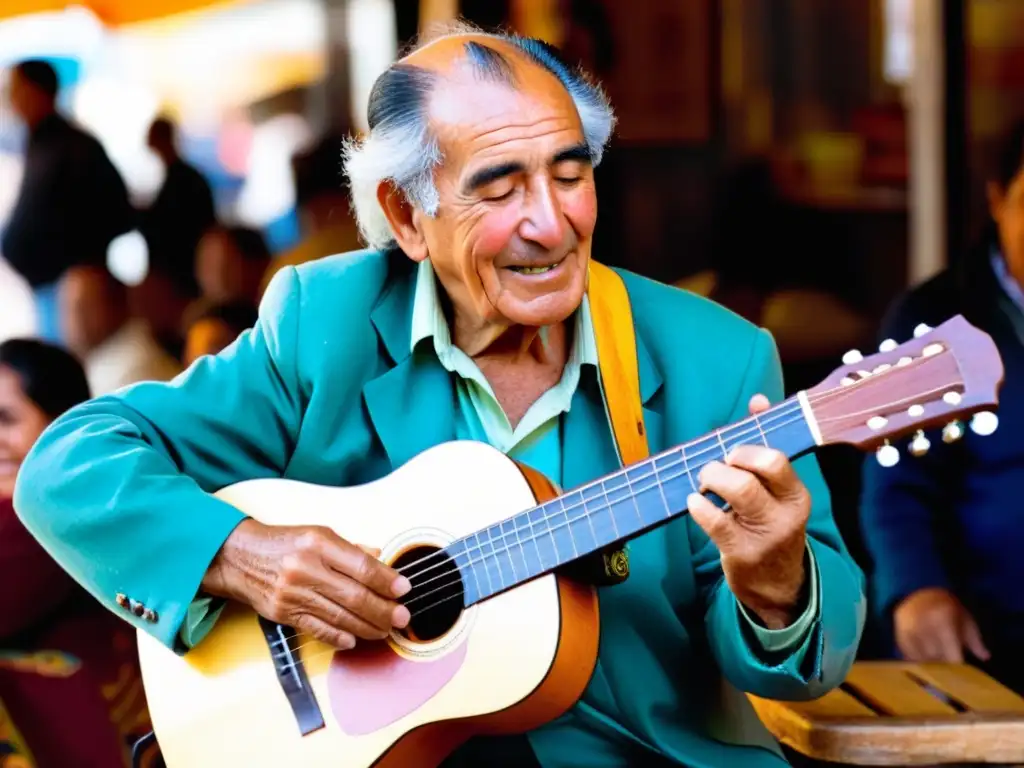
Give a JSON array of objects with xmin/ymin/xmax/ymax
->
[{"xmin": 587, "ymin": 261, "xmax": 650, "ymax": 466}]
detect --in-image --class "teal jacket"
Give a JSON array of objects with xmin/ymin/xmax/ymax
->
[{"xmin": 15, "ymin": 250, "xmax": 865, "ymax": 767}]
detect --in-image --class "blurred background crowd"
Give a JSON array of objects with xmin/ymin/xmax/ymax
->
[{"xmin": 0, "ymin": 0, "xmax": 1023, "ymax": 765}]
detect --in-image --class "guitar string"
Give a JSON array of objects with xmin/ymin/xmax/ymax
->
[
  {"xmin": 269, "ymin": 412, "xmax": 813, "ymax": 673},
  {"xmin": 271, "ymin": 377, "xmax": 962, "ymax": 666},
  {"xmin": 389, "ymin": 357, "xmax": 934, "ymax": 581},
  {"xmin": 388, "ymin": 367, "xmax": 953, "ymax": 592},
  {"xmin": 397, "ymin": 378, "xmax": 960, "ymax": 612}
]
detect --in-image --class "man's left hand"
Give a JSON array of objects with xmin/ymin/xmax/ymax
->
[{"xmin": 687, "ymin": 394, "xmax": 811, "ymax": 630}]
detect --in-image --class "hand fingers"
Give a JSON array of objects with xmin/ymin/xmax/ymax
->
[
  {"xmin": 294, "ymin": 613, "xmax": 357, "ymax": 651},
  {"xmin": 311, "ymin": 569, "xmax": 410, "ymax": 632},
  {"xmin": 898, "ymin": 624, "xmax": 963, "ymax": 663},
  {"xmin": 687, "ymin": 491, "xmax": 736, "ymax": 547},
  {"xmin": 697, "ymin": 460, "xmax": 773, "ymax": 522},
  {"xmin": 748, "ymin": 393, "xmax": 771, "ymax": 414},
  {"xmin": 318, "ymin": 535, "xmax": 411, "ymax": 598},
  {"xmin": 924, "ymin": 624, "xmax": 964, "ymax": 663},
  {"xmin": 300, "ymin": 585, "xmax": 404, "ymax": 640},
  {"xmin": 724, "ymin": 445, "xmax": 805, "ymax": 502},
  {"xmin": 961, "ymin": 614, "xmax": 991, "ymax": 661}
]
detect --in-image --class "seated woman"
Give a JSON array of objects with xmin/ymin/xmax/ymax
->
[{"xmin": 0, "ymin": 339, "xmax": 151, "ymax": 766}]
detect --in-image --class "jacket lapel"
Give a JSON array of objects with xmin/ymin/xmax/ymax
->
[
  {"xmin": 362, "ymin": 258, "xmax": 455, "ymax": 471},
  {"xmin": 561, "ymin": 330, "xmax": 665, "ymax": 490}
]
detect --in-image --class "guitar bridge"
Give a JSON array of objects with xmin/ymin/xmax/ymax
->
[{"xmin": 259, "ymin": 617, "xmax": 326, "ymax": 736}]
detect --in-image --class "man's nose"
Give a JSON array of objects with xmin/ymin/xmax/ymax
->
[{"xmin": 519, "ymin": 179, "xmax": 568, "ymax": 251}]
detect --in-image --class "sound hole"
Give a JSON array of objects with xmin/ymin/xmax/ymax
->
[{"xmin": 392, "ymin": 545, "xmax": 465, "ymax": 643}]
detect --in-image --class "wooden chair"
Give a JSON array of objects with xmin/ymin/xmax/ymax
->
[{"xmin": 749, "ymin": 662, "xmax": 1024, "ymax": 765}]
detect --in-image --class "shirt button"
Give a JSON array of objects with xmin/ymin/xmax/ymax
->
[
  {"xmin": 143, "ymin": 608, "xmax": 159, "ymax": 623},
  {"xmin": 115, "ymin": 593, "xmax": 129, "ymax": 609},
  {"xmin": 130, "ymin": 600, "xmax": 146, "ymax": 617}
]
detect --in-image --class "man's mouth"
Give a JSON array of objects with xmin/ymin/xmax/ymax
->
[{"xmin": 506, "ymin": 256, "xmax": 567, "ymax": 275}]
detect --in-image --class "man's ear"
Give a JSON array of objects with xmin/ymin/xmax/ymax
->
[{"xmin": 377, "ymin": 181, "xmax": 428, "ymax": 262}]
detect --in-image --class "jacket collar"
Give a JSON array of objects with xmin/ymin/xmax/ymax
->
[{"xmin": 364, "ymin": 254, "xmax": 665, "ymax": 478}]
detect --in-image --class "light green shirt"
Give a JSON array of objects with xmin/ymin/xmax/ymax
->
[{"xmin": 180, "ymin": 259, "xmax": 818, "ymax": 656}]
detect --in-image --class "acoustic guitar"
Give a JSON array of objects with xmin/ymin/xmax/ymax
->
[{"xmin": 136, "ymin": 315, "xmax": 1004, "ymax": 767}]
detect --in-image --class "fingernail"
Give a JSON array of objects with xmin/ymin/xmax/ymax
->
[
  {"xmin": 392, "ymin": 576, "xmax": 412, "ymax": 597},
  {"xmin": 393, "ymin": 605, "xmax": 411, "ymax": 628},
  {"xmin": 339, "ymin": 635, "xmax": 356, "ymax": 650}
]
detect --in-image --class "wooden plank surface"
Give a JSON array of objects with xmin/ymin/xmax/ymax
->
[
  {"xmin": 910, "ymin": 663, "xmax": 1024, "ymax": 714},
  {"xmin": 750, "ymin": 687, "xmax": 877, "ymax": 722},
  {"xmin": 749, "ymin": 662, "xmax": 1024, "ymax": 764},
  {"xmin": 845, "ymin": 664, "xmax": 959, "ymax": 717}
]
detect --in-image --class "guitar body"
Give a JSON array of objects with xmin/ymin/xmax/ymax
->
[{"xmin": 137, "ymin": 441, "xmax": 600, "ymax": 768}]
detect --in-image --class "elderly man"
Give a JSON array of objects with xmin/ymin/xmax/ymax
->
[{"xmin": 15, "ymin": 25, "xmax": 864, "ymax": 768}]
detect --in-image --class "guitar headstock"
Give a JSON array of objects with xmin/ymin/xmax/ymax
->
[{"xmin": 804, "ymin": 315, "xmax": 1004, "ymax": 466}]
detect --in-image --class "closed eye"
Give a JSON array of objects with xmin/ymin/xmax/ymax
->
[{"xmin": 484, "ymin": 188, "xmax": 516, "ymax": 202}]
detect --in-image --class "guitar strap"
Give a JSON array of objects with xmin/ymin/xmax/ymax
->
[{"xmin": 570, "ymin": 261, "xmax": 651, "ymax": 586}]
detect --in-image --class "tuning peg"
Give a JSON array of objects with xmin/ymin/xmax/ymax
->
[
  {"xmin": 909, "ymin": 430, "xmax": 931, "ymax": 457},
  {"xmin": 879, "ymin": 339, "xmax": 898, "ymax": 352},
  {"xmin": 876, "ymin": 442, "xmax": 900, "ymax": 467},
  {"xmin": 842, "ymin": 349, "xmax": 863, "ymax": 365},
  {"xmin": 970, "ymin": 411, "xmax": 999, "ymax": 436},
  {"xmin": 913, "ymin": 323, "xmax": 932, "ymax": 338},
  {"xmin": 942, "ymin": 420, "xmax": 964, "ymax": 443}
]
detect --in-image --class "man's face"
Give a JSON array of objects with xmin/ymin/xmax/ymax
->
[
  {"xmin": 990, "ymin": 168, "xmax": 1024, "ymax": 285},
  {"xmin": 409, "ymin": 53, "xmax": 597, "ymax": 332}
]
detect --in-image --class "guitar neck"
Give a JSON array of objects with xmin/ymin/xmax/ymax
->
[{"xmin": 445, "ymin": 394, "xmax": 819, "ymax": 606}]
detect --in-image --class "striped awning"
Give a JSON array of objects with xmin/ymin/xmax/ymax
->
[{"xmin": 0, "ymin": 0, "xmax": 245, "ymax": 26}]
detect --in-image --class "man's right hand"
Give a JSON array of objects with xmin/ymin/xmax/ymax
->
[
  {"xmin": 893, "ymin": 587, "xmax": 990, "ymax": 664},
  {"xmin": 201, "ymin": 519, "xmax": 412, "ymax": 650}
]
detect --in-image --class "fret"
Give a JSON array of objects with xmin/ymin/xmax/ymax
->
[
  {"xmin": 618, "ymin": 467, "xmax": 644, "ymax": 526},
  {"xmin": 721, "ymin": 419, "xmax": 755, "ymax": 454},
  {"xmin": 623, "ymin": 462, "xmax": 670, "ymax": 526},
  {"xmin": 554, "ymin": 496, "xmax": 579, "ymax": 559},
  {"xmin": 714, "ymin": 429, "xmax": 727, "ymax": 460},
  {"xmin": 580, "ymin": 481, "xmax": 618, "ymax": 547},
  {"xmin": 532, "ymin": 497, "xmax": 579, "ymax": 568},
  {"xmin": 471, "ymin": 532, "xmax": 498, "ymax": 595},
  {"xmin": 487, "ymin": 523, "xmax": 517, "ymax": 588},
  {"xmin": 449, "ymin": 541, "xmax": 484, "ymax": 605},
  {"xmin": 455, "ymin": 396, "xmax": 817, "ymax": 608},
  {"xmin": 561, "ymin": 489, "xmax": 599, "ymax": 554},
  {"xmin": 598, "ymin": 475, "xmax": 640, "ymax": 541},
  {"xmin": 762, "ymin": 399, "xmax": 815, "ymax": 458},
  {"xmin": 654, "ymin": 449, "xmax": 692, "ymax": 513},
  {"xmin": 527, "ymin": 504, "xmax": 558, "ymax": 573},
  {"xmin": 514, "ymin": 509, "xmax": 545, "ymax": 576},
  {"xmin": 753, "ymin": 413, "xmax": 768, "ymax": 446},
  {"xmin": 648, "ymin": 458, "xmax": 671, "ymax": 517},
  {"xmin": 500, "ymin": 517, "xmax": 529, "ymax": 578},
  {"xmin": 677, "ymin": 446, "xmax": 697, "ymax": 493}
]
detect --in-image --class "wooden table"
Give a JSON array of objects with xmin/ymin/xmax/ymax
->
[{"xmin": 748, "ymin": 662, "xmax": 1024, "ymax": 765}]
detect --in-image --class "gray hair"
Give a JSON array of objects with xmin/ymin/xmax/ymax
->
[{"xmin": 341, "ymin": 22, "xmax": 616, "ymax": 250}]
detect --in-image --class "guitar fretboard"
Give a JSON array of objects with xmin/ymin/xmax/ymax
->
[{"xmin": 444, "ymin": 394, "xmax": 817, "ymax": 606}]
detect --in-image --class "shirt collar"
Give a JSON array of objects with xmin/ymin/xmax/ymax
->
[
  {"xmin": 990, "ymin": 246, "xmax": 1024, "ymax": 313},
  {"xmin": 409, "ymin": 258, "xmax": 598, "ymax": 368}
]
